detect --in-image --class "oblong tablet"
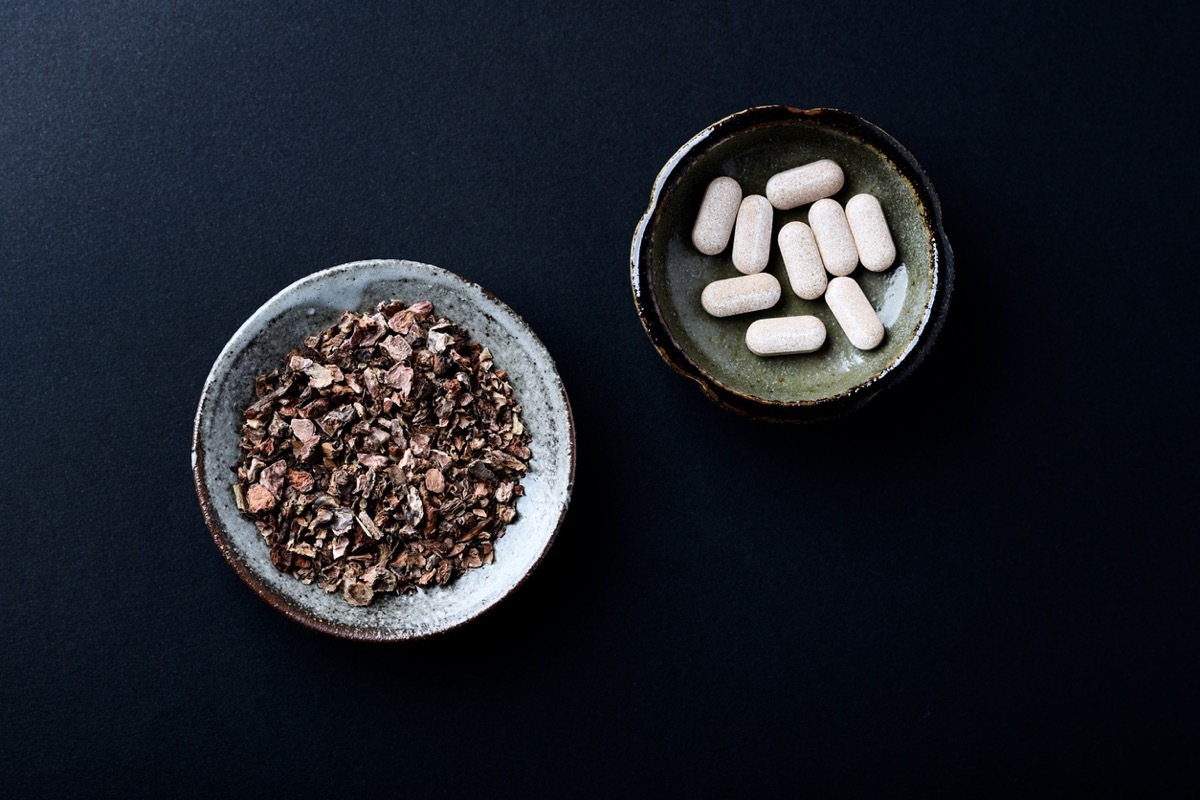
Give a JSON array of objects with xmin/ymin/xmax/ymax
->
[
  {"xmin": 765, "ymin": 159, "xmax": 844, "ymax": 210},
  {"xmin": 808, "ymin": 198, "xmax": 858, "ymax": 277},
  {"xmin": 845, "ymin": 194, "xmax": 896, "ymax": 272},
  {"xmin": 691, "ymin": 177, "xmax": 742, "ymax": 255},
  {"xmin": 825, "ymin": 276, "xmax": 884, "ymax": 350},
  {"xmin": 777, "ymin": 221, "xmax": 827, "ymax": 300},
  {"xmin": 731, "ymin": 195, "xmax": 773, "ymax": 274},
  {"xmin": 745, "ymin": 316, "xmax": 827, "ymax": 356},
  {"xmin": 700, "ymin": 273, "xmax": 781, "ymax": 318}
]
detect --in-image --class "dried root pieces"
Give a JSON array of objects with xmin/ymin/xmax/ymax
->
[{"xmin": 233, "ymin": 300, "xmax": 532, "ymax": 606}]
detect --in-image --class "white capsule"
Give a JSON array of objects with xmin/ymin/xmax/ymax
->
[
  {"xmin": 845, "ymin": 194, "xmax": 896, "ymax": 272},
  {"xmin": 825, "ymin": 276, "xmax": 884, "ymax": 350},
  {"xmin": 765, "ymin": 159, "xmax": 844, "ymax": 210},
  {"xmin": 691, "ymin": 177, "xmax": 742, "ymax": 255},
  {"xmin": 808, "ymin": 198, "xmax": 859, "ymax": 277},
  {"xmin": 777, "ymin": 221, "xmax": 827, "ymax": 300},
  {"xmin": 745, "ymin": 316, "xmax": 827, "ymax": 356},
  {"xmin": 700, "ymin": 273, "xmax": 781, "ymax": 318},
  {"xmin": 731, "ymin": 195, "xmax": 773, "ymax": 274}
]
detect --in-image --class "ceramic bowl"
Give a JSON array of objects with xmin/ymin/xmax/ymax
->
[
  {"xmin": 631, "ymin": 106, "xmax": 953, "ymax": 422},
  {"xmin": 192, "ymin": 260, "xmax": 575, "ymax": 641}
]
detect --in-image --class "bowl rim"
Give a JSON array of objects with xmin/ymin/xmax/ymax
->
[
  {"xmin": 630, "ymin": 105, "xmax": 954, "ymax": 422},
  {"xmin": 192, "ymin": 259, "xmax": 577, "ymax": 642}
]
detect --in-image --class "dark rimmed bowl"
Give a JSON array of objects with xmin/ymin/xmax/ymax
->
[
  {"xmin": 192, "ymin": 260, "xmax": 576, "ymax": 641},
  {"xmin": 631, "ymin": 106, "xmax": 953, "ymax": 422}
]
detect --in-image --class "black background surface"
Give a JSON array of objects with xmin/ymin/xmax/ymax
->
[{"xmin": 2, "ymin": 1, "xmax": 1196, "ymax": 796}]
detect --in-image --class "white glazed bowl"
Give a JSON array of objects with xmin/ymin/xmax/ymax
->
[{"xmin": 192, "ymin": 260, "xmax": 575, "ymax": 641}]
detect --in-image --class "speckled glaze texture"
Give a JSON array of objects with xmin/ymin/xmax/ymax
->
[
  {"xmin": 193, "ymin": 260, "xmax": 575, "ymax": 641},
  {"xmin": 631, "ymin": 106, "xmax": 954, "ymax": 422}
]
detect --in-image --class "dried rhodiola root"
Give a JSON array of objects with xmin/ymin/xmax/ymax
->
[{"xmin": 232, "ymin": 300, "xmax": 532, "ymax": 606}]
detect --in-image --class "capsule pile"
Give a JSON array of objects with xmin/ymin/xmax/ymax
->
[{"xmin": 691, "ymin": 160, "xmax": 896, "ymax": 356}]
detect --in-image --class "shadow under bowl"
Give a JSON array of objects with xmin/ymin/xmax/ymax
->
[
  {"xmin": 192, "ymin": 259, "xmax": 575, "ymax": 641},
  {"xmin": 631, "ymin": 106, "xmax": 953, "ymax": 422}
]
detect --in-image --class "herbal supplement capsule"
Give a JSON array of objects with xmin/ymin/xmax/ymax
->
[
  {"xmin": 731, "ymin": 195, "xmax": 773, "ymax": 274},
  {"xmin": 765, "ymin": 159, "xmax": 844, "ymax": 210},
  {"xmin": 691, "ymin": 177, "xmax": 742, "ymax": 255},
  {"xmin": 700, "ymin": 273, "xmax": 781, "ymax": 318},
  {"xmin": 808, "ymin": 198, "xmax": 858, "ymax": 277},
  {"xmin": 825, "ymin": 276, "xmax": 884, "ymax": 350},
  {"xmin": 845, "ymin": 193, "xmax": 896, "ymax": 272},
  {"xmin": 777, "ymin": 221, "xmax": 827, "ymax": 300},
  {"xmin": 745, "ymin": 316, "xmax": 827, "ymax": 356}
]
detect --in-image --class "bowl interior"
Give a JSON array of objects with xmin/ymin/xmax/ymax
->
[
  {"xmin": 648, "ymin": 118, "xmax": 936, "ymax": 404},
  {"xmin": 193, "ymin": 260, "xmax": 574, "ymax": 640}
]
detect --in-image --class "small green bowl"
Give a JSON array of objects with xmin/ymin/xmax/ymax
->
[{"xmin": 631, "ymin": 106, "xmax": 953, "ymax": 422}]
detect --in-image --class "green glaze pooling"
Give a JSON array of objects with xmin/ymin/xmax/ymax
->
[{"xmin": 649, "ymin": 122, "xmax": 934, "ymax": 404}]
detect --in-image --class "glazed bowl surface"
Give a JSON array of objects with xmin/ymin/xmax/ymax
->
[
  {"xmin": 631, "ymin": 105, "xmax": 953, "ymax": 421},
  {"xmin": 192, "ymin": 259, "xmax": 575, "ymax": 641}
]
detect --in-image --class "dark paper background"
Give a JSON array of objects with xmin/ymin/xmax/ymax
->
[{"xmin": 2, "ymin": 1, "xmax": 1196, "ymax": 795}]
